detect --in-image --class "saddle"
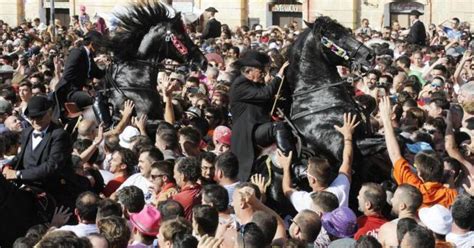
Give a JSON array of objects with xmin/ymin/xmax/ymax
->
[{"xmin": 19, "ymin": 184, "xmax": 57, "ymax": 223}]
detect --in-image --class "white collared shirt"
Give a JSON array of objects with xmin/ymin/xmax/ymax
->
[{"xmin": 32, "ymin": 127, "xmax": 49, "ymax": 150}]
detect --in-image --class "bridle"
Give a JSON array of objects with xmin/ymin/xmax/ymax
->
[
  {"xmin": 320, "ymin": 36, "xmax": 364, "ymax": 62},
  {"xmin": 290, "ymin": 34, "xmax": 367, "ymax": 125}
]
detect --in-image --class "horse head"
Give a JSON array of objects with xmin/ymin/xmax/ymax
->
[
  {"xmin": 137, "ymin": 12, "xmax": 207, "ymax": 71},
  {"xmin": 110, "ymin": 1, "xmax": 207, "ymax": 71},
  {"xmin": 306, "ymin": 16, "xmax": 374, "ymax": 72}
]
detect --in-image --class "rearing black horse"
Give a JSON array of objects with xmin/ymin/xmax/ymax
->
[
  {"xmin": 104, "ymin": 1, "xmax": 207, "ymax": 124},
  {"xmin": 257, "ymin": 17, "xmax": 391, "ymax": 216},
  {"xmin": 287, "ymin": 16, "xmax": 374, "ymax": 163}
]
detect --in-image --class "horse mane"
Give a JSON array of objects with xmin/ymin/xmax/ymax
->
[
  {"xmin": 107, "ymin": 0, "xmax": 181, "ymax": 60},
  {"xmin": 312, "ymin": 16, "xmax": 349, "ymax": 38}
]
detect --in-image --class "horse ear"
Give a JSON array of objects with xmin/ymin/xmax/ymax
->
[{"xmin": 304, "ymin": 20, "xmax": 314, "ymax": 29}]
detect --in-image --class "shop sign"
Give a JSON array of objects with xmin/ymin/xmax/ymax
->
[
  {"xmin": 271, "ymin": 4, "xmax": 302, "ymax": 12},
  {"xmin": 389, "ymin": 2, "xmax": 424, "ymax": 14}
]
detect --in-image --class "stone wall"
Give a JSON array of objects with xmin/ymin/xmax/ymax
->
[
  {"xmin": 0, "ymin": 0, "xmax": 20, "ymax": 26},
  {"xmin": 2, "ymin": 0, "xmax": 473, "ymax": 31},
  {"xmin": 198, "ymin": 0, "xmax": 246, "ymax": 28}
]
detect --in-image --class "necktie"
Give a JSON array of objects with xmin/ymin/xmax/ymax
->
[{"xmin": 33, "ymin": 132, "xmax": 44, "ymax": 138}]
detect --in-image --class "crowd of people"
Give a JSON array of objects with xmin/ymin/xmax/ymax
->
[{"xmin": 0, "ymin": 3, "xmax": 474, "ymax": 248}]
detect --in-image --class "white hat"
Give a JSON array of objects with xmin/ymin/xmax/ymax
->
[
  {"xmin": 119, "ymin": 126, "xmax": 140, "ymax": 149},
  {"xmin": 419, "ymin": 204, "xmax": 453, "ymax": 235}
]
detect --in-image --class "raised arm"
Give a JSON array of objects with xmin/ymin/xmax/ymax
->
[
  {"xmin": 80, "ymin": 123, "xmax": 104, "ymax": 162},
  {"xmin": 422, "ymin": 57, "xmax": 447, "ymax": 80},
  {"xmin": 453, "ymin": 50, "xmax": 473, "ymax": 86},
  {"xmin": 280, "ymin": 150, "xmax": 295, "ymax": 198},
  {"xmin": 105, "ymin": 99, "xmax": 134, "ymax": 136},
  {"xmin": 243, "ymin": 187, "xmax": 287, "ymax": 243},
  {"xmin": 445, "ymin": 109, "xmax": 474, "ymax": 177},
  {"xmin": 379, "ymin": 97, "xmax": 402, "ymax": 164},
  {"xmin": 334, "ymin": 113, "xmax": 360, "ymax": 182}
]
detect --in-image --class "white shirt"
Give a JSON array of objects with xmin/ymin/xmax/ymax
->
[
  {"xmin": 223, "ymin": 181, "xmax": 240, "ymax": 206},
  {"xmin": 115, "ymin": 173, "xmax": 154, "ymax": 203},
  {"xmin": 446, "ymin": 231, "xmax": 474, "ymax": 248},
  {"xmin": 290, "ymin": 174, "xmax": 351, "ymax": 212},
  {"xmin": 32, "ymin": 127, "xmax": 49, "ymax": 150},
  {"xmin": 59, "ymin": 223, "xmax": 99, "ymax": 237},
  {"xmin": 99, "ymin": 169, "xmax": 114, "ymax": 185}
]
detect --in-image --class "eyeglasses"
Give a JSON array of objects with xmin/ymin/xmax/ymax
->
[
  {"xmin": 306, "ymin": 171, "xmax": 318, "ymax": 181},
  {"xmin": 431, "ymin": 83, "xmax": 442, "ymax": 88},
  {"xmin": 150, "ymin": 174, "xmax": 165, "ymax": 180},
  {"xmin": 289, "ymin": 218, "xmax": 301, "ymax": 230}
]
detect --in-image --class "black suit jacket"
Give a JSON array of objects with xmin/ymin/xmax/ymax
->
[
  {"xmin": 202, "ymin": 18, "xmax": 222, "ymax": 40},
  {"xmin": 406, "ymin": 20, "xmax": 427, "ymax": 46},
  {"xmin": 53, "ymin": 47, "xmax": 105, "ymax": 119},
  {"xmin": 12, "ymin": 122, "xmax": 80, "ymax": 194},
  {"xmin": 229, "ymin": 75, "xmax": 282, "ymax": 181}
]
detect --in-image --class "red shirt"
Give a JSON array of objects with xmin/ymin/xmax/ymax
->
[
  {"xmin": 354, "ymin": 215, "xmax": 387, "ymax": 240},
  {"xmin": 102, "ymin": 176, "xmax": 127, "ymax": 197},
  {"xmin": 173, "ymin": 184, "xmax": 202, "ymax": 220}
]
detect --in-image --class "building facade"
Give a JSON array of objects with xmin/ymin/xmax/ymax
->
[{"xmin": 2, "ymin": 0, "xmax": 473, "ymax": 31}]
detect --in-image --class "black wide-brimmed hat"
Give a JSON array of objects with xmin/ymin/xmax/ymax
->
[
  {"xmin": 84, "ymin": 30, "xmax": 103, "ymax": 44},
  {"xmin": 409, "ymin": 10, "xmax": 423, "ymax": 16},
  {"xmin": 205, "ymin": 7, "xmax": 218, "ymax": 13},
  {"xmin": 25, "ymin": 96, "xmax": 53, "ymax": 118},
  {"xmin": 234, "ymin": 50, "xmax": 271, "ymax": 69}
]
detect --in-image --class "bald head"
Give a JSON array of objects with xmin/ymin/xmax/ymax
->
[
  {"xmin": 75, "ymin": 191, "xmax": 99, "ymax": 222},
  {"xmin": 78, "ymin": 120, "xmax": 97, "ymax": 140}
]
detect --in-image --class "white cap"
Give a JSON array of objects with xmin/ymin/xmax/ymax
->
[
  {"xmin": 419, "ymin": 204, "xmax": 453, "ymax": 235},
  {"xmin": 119, "ymin": 126, "xmax": 140, "ymax": 149}
]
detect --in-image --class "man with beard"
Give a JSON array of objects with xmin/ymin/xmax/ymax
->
[{"xmin": 229, "ymin": 51, "xmax": 291, "ymax": 182}]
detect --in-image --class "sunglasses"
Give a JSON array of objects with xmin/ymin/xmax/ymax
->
[{"xmin": 431, "ymin": 83, "xmax": 442, "ymax": 88}]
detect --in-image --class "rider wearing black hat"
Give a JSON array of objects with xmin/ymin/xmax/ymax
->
[
  {"xmin": 201, "ymin": 7, "xmax": 221, "ymax": 40},
  {"xmin": 3, "ymin": 96, "xmax": 89, "ymax": 210},
  {"xmin": 53, "ymin": 30, "xmax": 106, "ymax": 121},
  {"xmin": 229, "ymin": 51, "xmax": 293, "ymax": 182},
  {"xmin": 405, "ymin": 10, "xmax": 427, "ymax": 46}
]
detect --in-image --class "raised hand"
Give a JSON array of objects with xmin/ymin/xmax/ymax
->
[
  {"xmin": 276, "ymin": 149, "xmax": 293, "ymax": 171},
  {"xmin": 49, "ymin": 206, "xmax": 72, "ymax": 228},
  {"xmin": 250, "ymin": 174, "xmax": 268, "ymax": 195},
  {"xmin": 462, "ymin": 175, "xmax": 474, "ymax": 196},
  {"xmin": 135, "ymin": 114, "xmax": 148, "ymax": 134},
  {"xmin": 378, "ymin": 96, "xmax": 392, "ymax": 122},
  {"xmin": 93, "ymin": 123, "xmax": 104, "ymax": 145},
  {"xmin": 277, "ymin": 61, "xmax": 290, "ymax": 78},
  {"xmin": 198, "ymin": 234, "xmax": 224, "ymax": 248},
  {"xmin": 334, "ymin": 113, "xmax": 360, "ymax": 139},
  {"xmin": 121, "ymin": 99, "xmax": 135, "ymax": 118}
]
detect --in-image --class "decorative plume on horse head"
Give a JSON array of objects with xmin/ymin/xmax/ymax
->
[{"xmin": 102, "ymin": 0, "xmax": 207, "ymax": 127}]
